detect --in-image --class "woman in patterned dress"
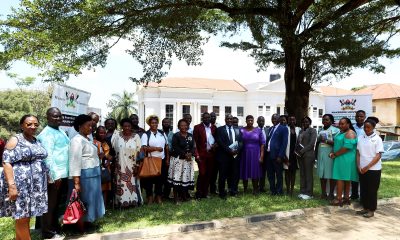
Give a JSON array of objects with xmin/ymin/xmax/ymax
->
[
  {"xmin": 94, "ymin": 126, "xmax": 112, "ymax": 206},
  {"xmin": 111, "ymin": 118, "xmax": 143, "ymax": 207},
  {"xmin": 168, "ymin": 119, "xmax": 195, "ymax": 204},
  {"xmin": 0, "ymin": 115, "xmax": 48, "ymax": 240}
]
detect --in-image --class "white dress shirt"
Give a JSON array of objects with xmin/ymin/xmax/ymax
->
[
  {"xmin": 225, "ymin": 125, "xmax": 236, "ymax": 143},
  {"xmin": 204, "ymin": 124, "xmax": 215, "ymax": 151}
]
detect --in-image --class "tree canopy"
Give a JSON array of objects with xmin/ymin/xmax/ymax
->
[
  {"xmin": 0, "ymin": 87, "xmax": 52, "ymax": 139},
  {"xmin": 1, "ymin": 1, "xmax": 400, "ymax": 120}
]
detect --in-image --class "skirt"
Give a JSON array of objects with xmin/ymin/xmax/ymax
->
[
  {"xmin": 69, "ymin": 167, "xmax": 105, "ymax": 222},
  {"xmin": 317, "ymin": 145, "xmax": 334, "ymax": 179},
  {"xmin": 167, "ymin": 157, "xmax": 195, "ymax": 190}
]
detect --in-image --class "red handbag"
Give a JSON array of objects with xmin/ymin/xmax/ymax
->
[{"xmin": 63, "ymin": 189, "xmax": 86, "ymax": 224}]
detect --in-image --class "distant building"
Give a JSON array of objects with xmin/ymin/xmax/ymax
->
[
  {"xmin": 353, "ymin": 83, "xmax": 400, "ymax": 140},
  {"xmin": 137, "ymin": 77, "xmax": 325, "ymax": 131}
]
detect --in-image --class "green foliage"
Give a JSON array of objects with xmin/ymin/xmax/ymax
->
[
  {"xmin": 0, "ymin": 88, "xmax": 52, "ymax": 139},
  {"xmin": 351, "ymin": 86, "xmax": 367, "ymax": 92},
  {"xmin": 106, "ymin": 90, "xmax": 138, "ymax": 123},
  {"xmin": 6, "ymin": 72, "xmax": 36, "ymax": 88}
]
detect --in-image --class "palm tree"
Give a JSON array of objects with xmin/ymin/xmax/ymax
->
[{"xmin": 106, "ymin": 89, "xmax": 138, "ymax": 122}]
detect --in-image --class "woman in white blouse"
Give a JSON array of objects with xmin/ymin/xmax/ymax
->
[
  {"xmin": 356, "ymin": 117, "xmax": 384, "ymax": 218},
  {"xmin": 69, "ymin": 114, "xmax": 105, "ymax": 231},
  {"xmin": 141, "ymin": 115, "xmax": 169, "ymax": 204}
]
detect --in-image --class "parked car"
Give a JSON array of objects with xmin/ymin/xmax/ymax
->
[{"xmin": 382, "ymin": 141, "xmax": 400, "ymax": 161}]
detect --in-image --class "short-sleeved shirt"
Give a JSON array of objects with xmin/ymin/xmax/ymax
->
[
  {"xmin": 37, "ymin": 126, "xmax": 70, "ymax": 181},
  {"xmin": 357, "ymin": 133, "xmax": 384, "ymax": 170},
  {"xmin": 141, "ymin": 130, "xmax": 168, "ymax": 159}
]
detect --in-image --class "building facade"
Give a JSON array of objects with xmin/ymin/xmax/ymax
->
[{"xmin": 137, "ymin": 77, "xmax": 326, "ymax": 131}]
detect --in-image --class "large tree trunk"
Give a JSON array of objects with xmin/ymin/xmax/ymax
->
[{"xmin": 283, "ymin": 47, "xmax": 311, "ymax": 125}]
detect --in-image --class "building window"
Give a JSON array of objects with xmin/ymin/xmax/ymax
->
[
  {"xmin": 258, "ymin": 106, "xmax": 263, "ymax": 116},
  {"xmin": 372, "ymin": 106, "xmax": 376, "ymax": 113},
  {"xmin": 265, "ymin": 106, "xmax": 271, "ymax": 116},
  {"xmin": 313, "ymin": 107, "xmax": 318, "ymax": 118},
  {"xmin": 213, "ymin": 106, "xmax": 220, "ymax": 116},
  {"xmin": 318, "ymin": 109, "xmax": 324, "ymax": 118},
  {"xmin": 225, "ymin": 106, "xmax": 232, "ymax": 115},
  {"xmin": 237, "ymin": 106, "xmax": 244, "ymax": 117},
  {"xmin": 200, "ymin": 105, "xmax": 208, "ymax": 114},
  {"xmin": 182, "ymin": 105, "xmax": 190, "ymax": 116},
  {"xmin": 165, "ymin": 104, "xmax": 174, "ymax": 126},
  {"xmin": 277, "ymin": 106, "xmax": 281, "ymax": 116}
]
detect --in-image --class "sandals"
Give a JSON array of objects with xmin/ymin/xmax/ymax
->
[
  {"xmin": 343, "ymin": 198, "xmax": 351, "ymax": 205},
  {"xmin": 330, "ymin": 199, "xmax": 343, "ymax": 207}
]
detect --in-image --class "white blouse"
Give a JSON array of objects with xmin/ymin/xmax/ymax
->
[
  {"xmin": 141, "ymin": 131, "xmax": 168, "ymax": 159},
  {"xmin": 69, "ymin": 134, "xmax": 100, "ymax": 177},
  {"xmin": 357, "ymin": 133, "xmax": 384, "ymax": 170}
]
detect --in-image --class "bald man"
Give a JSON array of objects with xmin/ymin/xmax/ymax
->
[{"xmin": 37, "ymin": 107, "xmax": 70, "ymax": 239}]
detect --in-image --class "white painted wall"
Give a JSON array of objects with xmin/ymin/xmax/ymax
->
[{"xmin": 137, "ymin": 80, "xmax": 326, "ymax": 131}]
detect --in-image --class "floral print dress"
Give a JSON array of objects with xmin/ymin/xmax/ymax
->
[
  {"xmin": 111, "ymin": 133, "xmax": 143, "ymax": 207},
  {"xmin": 0, "ymin": 134, "xmax": 48, "ymax": 219}
]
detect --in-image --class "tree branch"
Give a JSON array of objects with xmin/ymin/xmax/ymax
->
[
  {"xmin": 299, "ymin": 0, "xmax": 369, "ymax": 40},
  {"xmin": 107, "ymin": 1, "xmax": 279, "ymax": 19},
  {"xmin": 293, "ymin": 0, "xmax": 315, "ymax": 24}
]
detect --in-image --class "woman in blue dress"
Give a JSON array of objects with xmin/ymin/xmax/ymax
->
[{"xmin": 0, "ymin": 115, "xmax": 48, "ymax": 240}]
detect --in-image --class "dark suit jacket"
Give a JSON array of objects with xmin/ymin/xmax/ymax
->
[
  {"xmin": 216, "ymin": 125, "xmax": 240, "ymax": 159},
  {"xmin": 268, "ymin": 124, "xmax": 289, "ymax": 160},
  {"xmin": 193, "ymin": 123, "xmax": 216, "ymax": 158}
]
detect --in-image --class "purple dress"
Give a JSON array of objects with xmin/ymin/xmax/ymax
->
[{"xmin": 240, "ymin": 128, "xmax": 266, "ymax": 180}]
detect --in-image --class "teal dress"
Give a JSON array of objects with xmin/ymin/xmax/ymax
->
[
  {"xmin": 317, "ymin": 126, "xmax": 339, "ymax": 179},
  {"xmin": 332, "ymin": 132, "xmax": 358, "ymax": 182}
]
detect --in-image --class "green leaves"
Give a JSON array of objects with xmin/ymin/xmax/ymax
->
[
  {"xmin": 0, "ymin": 87, "xmax": 52, "ymax": 139},
  {"xmin": 106, "ymin": 90, "xmax": 138, "ymax": 123}
]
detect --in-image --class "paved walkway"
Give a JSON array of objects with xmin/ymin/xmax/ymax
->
[
  {"xmin": 137, "ymin": 203, "xmax": 400, "ymax": 240},
  {"xmin": 74, "ymin": 199, "xmax": 400, "ymax": 240}
]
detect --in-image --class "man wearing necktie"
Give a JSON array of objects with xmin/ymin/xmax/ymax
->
[
  {"xmin": 193, "ymin": 112, "xmax": 217, "ymax": 199},
  {"xmin": 266, "ymin": 114, "xmax": 288, "ymax": 195},
  {"xmin": 216, "ymin": 114, "xmax": 241, "ymax": 199},
  {"xmin": 257, "ymin": 116, "xmax": 269, "ymax": 193}
]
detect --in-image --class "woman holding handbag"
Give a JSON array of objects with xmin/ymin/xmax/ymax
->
[
  {"xmin": 69, "ymin": 114, "xmax": 105, "ymax": 231},
  {"xmin": 141, "ymin": 115, "xmax": 169, "ymax": 204}
]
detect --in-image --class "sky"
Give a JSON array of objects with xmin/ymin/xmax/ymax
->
[{"xmin": 1, "ymin": 1, "xmax": 399, "ymax": 117}]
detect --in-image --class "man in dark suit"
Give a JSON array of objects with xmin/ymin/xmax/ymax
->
[
  {"xmin": 193, "ymin": 112, "xmax": 217, "ymax": 199},
  {"xmin": 216, "ymin": 114, "xmax": 241, "ymax": 199},
  {"xmin": 266, "ymin": 114, "xmax": 288, "ymax": 195},
  {"xmin": 257, "ymin": 116, "xmax": 269, "ymax": 193}
]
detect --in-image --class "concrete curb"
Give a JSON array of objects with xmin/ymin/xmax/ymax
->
[{"xmin": 74, "ymin": 197, "xmax": 400, "ymax": 240}]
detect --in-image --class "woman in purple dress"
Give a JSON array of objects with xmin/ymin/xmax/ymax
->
[{"xmin": 240, "ymin": 115, "xmax": 265, "ymax": 195}]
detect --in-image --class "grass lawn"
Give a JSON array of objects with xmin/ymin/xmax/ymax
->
[{"xmin": 1, "ymin": 159, "xmax": 399, "ymax": 239}]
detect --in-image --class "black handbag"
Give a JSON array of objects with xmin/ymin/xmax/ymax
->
[{"xmin": 101, "ymin": 168, "xmax": 111, "ymax": 184}]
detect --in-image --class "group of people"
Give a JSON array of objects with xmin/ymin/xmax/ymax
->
[{"xmin": 0, "ymin": 107, "xmax": 384, "ymax": 239}]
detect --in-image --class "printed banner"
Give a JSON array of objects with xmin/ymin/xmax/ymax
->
[
  {"xmin": 325, "ymin": 94, "xmax": 372, "ymax": 123},
  {"xmin": 51, "ymin": 84, "xmax": 91, "ymax": 126}
]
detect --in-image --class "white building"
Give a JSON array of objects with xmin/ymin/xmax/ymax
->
[{"xmin": 137, "ymin": 77, "xmax": 327, "ymax": 131}]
